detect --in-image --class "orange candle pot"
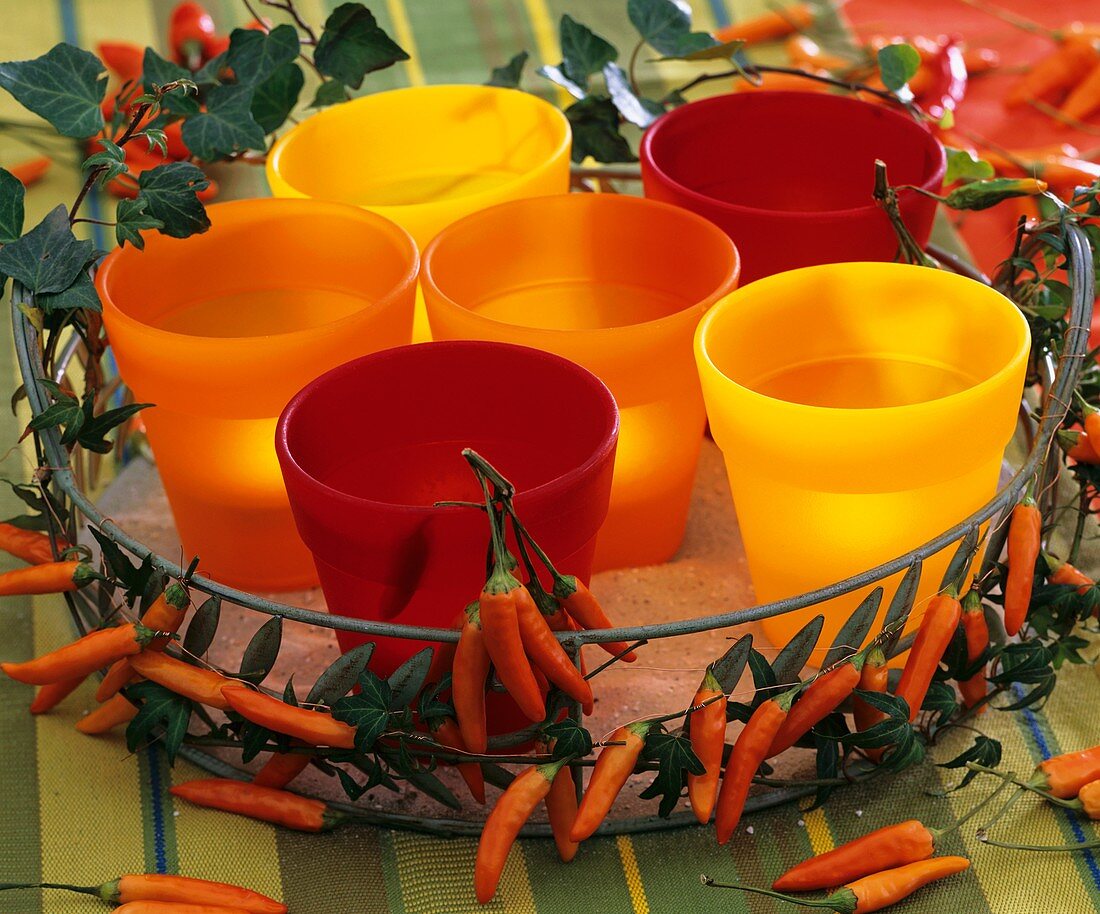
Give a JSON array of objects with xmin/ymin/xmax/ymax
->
[
  {"xmin": 422, "ymin": 194, "xmax": 740, "ymax": 570},
  {"xmin": 695, "ymin": 263, "xmax": 1029, "ymax": 662},
  {"xmin": 98, "ymin": 199, "xmax": 418, "ymax": 590},
  {"xmin": 266, "ymin": 85, "xmax": 572, "ymax": 341}
]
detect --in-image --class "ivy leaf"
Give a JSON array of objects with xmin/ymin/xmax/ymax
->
[
  {"xmin": 806, "ymin": 713, "xmax": 848, "ymax": 810},
  {"xmin": 746, "ymin": 647, "xmax": 778, "ymax": 706},
  {"xmin": 877, "ymin": 43, "xmax": 921, "ymax": 93},
  {"xmin": 240, "ymin": 720, "xmax": 279, "ymax": 762},
  {"xmin": 542, "ymin": 718, "xmax": 593, "ymax": 760},
  {"xmin": 654, "ymin": 39, "xmax": 745, "ymax": 61},
  {"xmin": 332, "ymin": 670, "xmax": 391, "ymax": 753},
  {"xmin": 921, "ymin": 680, "xmax": 958, "ymax": 727},
  {"xmin": 558, "ymin": 14, "xmax": 617, "ymax": 89},
  {"xmin": 627, "ymin": 0, "xmax": 717, "ymax": 58},
  {"xmin": 136, "ymin": 162, "xmax": 211, "ymax": 239},
  {"xmin": 115, "ymin": 197, "xmax": 164, "ymax": 251},
  {"xmin": 0, "ymin": 205, "xmax": 94, "ymax": 295},
  {"xmin": 335, "ymin": 766, "xmax": 367, "ymax": 800},
  {"xmin": 386, "ymin": 648, "xmax": 432, "ymax": 711},
  {"xmin": 27, "ymin": 380, "xmax": 82, "ymax": 436},
  {"xmin": 88, "ymin": 524, "xmax": 143, "ymax": 601},
  {"xmin": 565, "ymin": 95, "xmax": 636, "ymax": 164},
  {"xmin": 486, "ymin": 50, "xmax": 528, "ymax": 88},
  {"xmin": 990, "ymin": 642, "xmax": 1055, "ymax": 709},
  {"xmin": 710, "ymin": 634, "xmax": 752, "ymax": 695},
  {"xmin": 536, "ymin": 64, "xmax": 586, "ymax": 99},
  {"xmin": 181, "ymin": 85, "xmax": 266, "ymax": 161},
  {"xmin": 0, "ymin": 167, "xmax": 25, "ymax": 244},
  {"xmin": 124, "ymin": 681, "xmax": 192, "ymax": 764},
  {"xmin": 193, "ymin": 52, "xmax": 228, "ymax": 86},
  {"xmin": 945, "ymin": 147, "xmax": 994, "ymax": 185},
  {"xmin": 639, "ymin": 729, "xmax": 703, "ymax": 818},
  {"xmin": 603, "ymin": 63, "xmax": 662, "ymax": 128},
  {"xmin": 314, "ymin": 3, "xmax": 410, "ymax": 89},
  {"xmin": 75, "ymin": 399, "xmax": 152, "ymax": 453},
  {"xmin": 36, "ymin": 270, "xmax": 101, "ymax": 313},
  {"xmin": 0, "ymin": 43, "xmax": 106, "ymax": 138},
  {"xmin": 399, "ymin": 761, "xmax": 462, "ymax": 810},
  {"xmin": 226, "ymin": 24, "xmax": 300, "ymax": 88},
  {"xmin": 939, "ymin": 735, "xmax": 1001, "ymax": 792},
  {"xmin": 182, "ymin": 595, "xmax": 220, "ymax": 661},
  {"xmin": 306, "ymin": 642, "xmax": 374, "ymax": 706},
  {"xmin": 251, "ymin": 62, "xmax": 304, "ymax": 134},
  {"xmin": 311, "ymin": 79, "xmax": 350, "ymax": 108},
  {"xmin": 142, "ymin": 49, "xmax": 200, "ymax": 116},
  {"xmin": 238, "ymin": 616, "xmax": 283, "ymax": 683}
]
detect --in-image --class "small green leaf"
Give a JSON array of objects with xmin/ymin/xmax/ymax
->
[
  {"xmin": 115, "ymin": 197, "xmax": 164, "ymax": 250},
  {"xmin": 882, "ymin": 560, "xmax": 922, "ymax": 651},
  {"xmin": 332, "ymin": 670, "xmax": 391, "ymax": 753},
  {"xmin": 602, "ymin": 63, "xmax": 662, "ymax": 128},
  {"xmin": 0, "ymin": 43, "xmax": 106, "ymax": 138},
  {"xmin": 238, "ymin": 616, "xmax": 283, "ymax": 683},
  {"xmin": 939, "ymin": 735, "xmax": 1001, "ymax": 791},
  {"xmin": 639, "ymin": 729, "xmax": 704, "ymax": 818},
  {"xmin": 824, "ymin": 589, "xmax": 882, "ymax": 669},
  {"xmin": 654, "ymin": 39, "xmax": 745, "ymax": 61},
  {"xmin": 306, "ymin": 642, "xmax": 375, "ymax": 706},
  {"xmin": 771, "ymin": 614, "xmax": 824, "ymax": 686},
  {"xmin": 142, "ymin": 48, "xmax": 200, "ymax": 116},
  {"xmin": 136, "ymin": 162, "xmax": 210, "ymax": 239},
  {"xmin": 76, "ymin": 400, "xmax": 152, "ymax": 454},
  {"xmin": 807, "ymin": 714, "xmax": 848, "ymax": 810},
  {"xmin": 876, "ymin": 43, "xmax": 921, "ymax": 93},
  {"xmin": 226, "ymin": 24, "xmax": 300, "ymax": 89},
  {"xmin": 0, "ymin": 167, "xmax": 25, "ymax": 244},
  {"xmin": 314, "ymin": 3, "xmax": 410, "ymax": 89},
  {"xmin": 335, "ymin": 766, "xmax": 367, "ymax": 800},
  {"xmin": 943, "ymin": 177, "xmax": 1049, "ymax": 211},
  {"xmin": 182, "ymin": 595, "xmax": 220, "ymax": 661},
  {"xmin": 0, "ymin": 205, "xmax": 94, "ymax": 295},
  {"xmin": 542, "ymin": 718, "xmax": 593, "ymax": 759},
  {"xmin": 182, "ymin": 85, "xmax": 266, "ymax": 161},
  {"xmin": 311, "ymin": 79, "xmax": 350, "ymax": 108},
  {"xmin": 251, "ymin": 61, "xmax": 304, "ymax": 134},
  {"xmin": 83, "ymin": 138, "xmax": 128, "ymax": 187},
  {"xmin": 486, "ymin": 51, "xmax": 528, "ymax": 88},
  {"xmin": 240, "ymin": 720, "xmax": 278, "ymax": 762},
  {"xmin": 386, "ymin": 647, "xmax": 432, "ymax": 710},
  {"xmin": 944, "ymin": 148, "xmax": 995, "ymax": 185},
  {"xmin": 36, "ymin": 269, "xmax": 101, "ymax": 313},
  {"xmin": 398, "ymin": 761, "xmax": 462, "ymax": 809},
  {"xmin": 558, "ymin": 14, "xmax": 617, "ymax": 89},
  {"xmin": 536, "ymin": 64, "xmax": 586, "ymax": 99},
  {"xmin": 627, "ymin": 0, "xmax": 716, "ymax": 57},
  {"xmin": 565, "ymin": 95, "xmax": 636, "ymax": 164},
  {"xmin": 939, "ymin": 525, "xmax": 980, "ymax": 593},
  {"xmin": 710, "ymin": 634, "xmax": 752, "ymax": 695},
  {"xmin": 124, "ymin": 681, "xmax": 192, "ymax": 764},
  {"xmin": 921, "ymin": 680, "xmax": 958, "ymax": 726}
]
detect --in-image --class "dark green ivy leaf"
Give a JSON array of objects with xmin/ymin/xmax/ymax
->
[
  {"xmin": 559, "ymin": 14, "xmax": 617, "ymax": 88},
  {"xmin": 710, "ymin": 634, "xmax": 752, "ymax": 695},
  {"xmin": 536, "ymin": 64, "xmax": 586, "ymax": 99},
  {"xmin": 115, "ymin": 197, "xmax": 164, "ymax": 250},
  {"xmin": 921, "ymin": 680, "xmax": 958, "ymax": 727},
  {"xmin": 36, "ymin": 269, "xmax": 101, "ymax": 313},
  {"xmin": 0, "ymin": 43, "xmax": 106, "ymax": 138},
  {"xmin": 398, "ymin": 761, "xmax": 462, "ymax": 809},
  {"xmin": 542, "ymin": 717, "xmax": 593, "ymax": 759},
  {"xmin": 627, "ymin": 0, "xmax": 717, "ymax": 58},
  {"xmin": 0, "ymin": 166, "xmax": 25, "ymax": 244},
  {"xmin": 314, "ymin": 3, "xmax": 410, "ymax": 89},
  {"xmin": 238, "ymin": 616, "xmax": 283, "ymax": 683},
  {"xmin": 876, "ymin": 43, "xmax": 921, "ymax": 93},
  {"xmin": 602, "ymin": 62, "xmax": 662, "ymax": 128},
  {"xmin": 311, "ymin": 79, "xmax": 351, "ymax": 108},
  {"xmin": 240, "ymin": 720, "xmax": 280, "ymax": 763},
  {"xmin": 486, "ymin": 51, "xmax": 528, "ymax": 88},
  {"xmin": 639, "ymin": 729, "xmax": 704, "ymax": 818},
  {"xmin": 654, "ymin": 39, "xmax": 745, "ymax": 61},
  {"xmin": 181, "ymin": 85, "xmax": 266, "ymax": 161},
  {"xmin": 0, "ymin": 205, "xmax": 94, "ymax": 295},
  {"xmin": 332, "ymin": 670, "xmax": 391, "ymax": 753},
  {"xmin": 73, "ymin": 399, "xmax": 151, "ymax": 453},
  {"xmin": 135, "ymin": 162, "xmax": 211, "ymax": 238},
  {"xmin": 142, "ymin": 48, "xmax": 200, "ymax": 116},
  {"xmin": 226, "ymin": 24, "xmax": 300, "ymax": 88},
  {"xmin": 938, "ymin": 735, "xmax": 1001, "ymax": 792},
  {"xmin": 807, "ymin": 713, "xmax": 848, "ymax": 810},
  {"xmin": 250, "ymin": 61, "xmax": 304, "ymax": 134},
  {"xmin": 124, "ymin": 680, "xmax": 192, "ymax": 764},
  {"xmin": 565, "ymin": 95, "xmax": 636, "ymax": 164}
]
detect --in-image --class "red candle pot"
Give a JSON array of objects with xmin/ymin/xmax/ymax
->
[
  {"xmin": 276, "ymin": 341, "xmax": 619, "ymax": 692},
  {"xmin": 640, "ymin": 91, "xmax": 946, "ymax": 284}
]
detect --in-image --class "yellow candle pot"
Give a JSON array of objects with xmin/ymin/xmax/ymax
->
[
  {"xmin": 266, "ymin": 85, "xmax": 572, "ymax": 341},
  {"xmin": 97, "ymin": 199, "xmax": 419, "ymax": 591},
  {"xmin": 695, "ymin": 262, "xmax": 1029, "ymax": 661},
  {"xmin": 422, "ymin": 193, "xmax": 740, "ymax": 571}
]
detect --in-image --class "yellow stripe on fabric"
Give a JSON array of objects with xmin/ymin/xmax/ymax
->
[
  {"xmin": 170, "ymin": 760, "xmax": 284, "ymax": 904},
  {"xmin": 385, "ymin": 0, "xmax": 426, "ymax": 86},
  {"xmin": 34, "ymin": 596, "xmax": 147, "ymax": 907},
  {"xmin": 391, "ymin": 830, "xmax": 536, "ymax": 913},
  {"xmin": 615, "ymin": 835, "xmax": 650, "ymax": 914},
  {"xmin": 798, "ymin": 803, "xmax": 835, "ymax": 857},
  {"xmin": 521, "ymin": 0, "xmax": 568, "ymax": 105}
]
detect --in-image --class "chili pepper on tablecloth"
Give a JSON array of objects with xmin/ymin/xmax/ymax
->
[
  {"xmin": 2, "ymin": 622, "xmax": 152, "ymax": 685},
  {"xmin": 76, "ymin": 693, "xmax": 138, "ymax": 734},
  {"xmin": 571, "ymin": 721, "xmax": 653, "ymax": 842},
  {"xmin": 221, "ymin": 682, "xmax": 356, "ymax": 749},
  {"xmin": 170, "ymin": 779, "xmax": 345, "ymax": 832},
  {"xmin": 687, "ymin": 667, "xmax": 727, "ymax": 825},
  {"xmin": 958, "ymin": 587, "xmax": 989, "ymax": 711},
  {"xmin": 29, "ymin": 675, "xmax": 85, "ymax": 713},
  {"xmin": 895, "ymin": 590, "xmax": 962, "ymax": 722},
  {"xmin": 1030, "ymin": 744, "xmax": 1100, "ymax": 798},
  {"xmin": 453, "ymin": 601, "xmax": 490, "ymax": 754},
  {"xmin": 1004, "ymin": 491, "xmax": 1041, "ymax": 636}
]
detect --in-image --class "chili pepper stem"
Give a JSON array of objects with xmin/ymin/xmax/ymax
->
[
  {"xmin": 700, "ymin": 875, "xmax": 844, "ymax": 910},
  {"xmin": 978, "ymin": 834, "xmax": 1100, "ymax": 852},
  {"xmin": 928, "ymin": 776, "xmax": 1016, "ymax": 839},
  {"xmin": 462, "ymin": 449, "xmax": 516, "ymax": 499},
  {"xmin": 583, "ymin": 641, "xmax": 648, "ymax": 679},
  {"xmin": 0, "ymin": 882, "xmax": 101, "ymax": 897},
  {"xmin": 965, "ymin": 762, "xmax": 1078, "ymax": 806}
]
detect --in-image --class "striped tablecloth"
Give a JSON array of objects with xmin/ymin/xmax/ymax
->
[{"xmin": 1, "ymin": 1, "xmax": 1098, "ymax": 911}]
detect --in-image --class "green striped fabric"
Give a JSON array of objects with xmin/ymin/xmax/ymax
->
[{"xmin": 0, "ymin": 2, "xmax": 1098, "ymax": 912}]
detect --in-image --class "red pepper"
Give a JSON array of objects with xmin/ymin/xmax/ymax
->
[
  {"xmin": 958, "ymin": 588, "xmax": 988, "ymax": 711},
  {"xmin": 168, "ymin": 1, "xmax": 217, "ymax": 68},
  {"xmin": 453, "ymin": 602, "xmax": 490, "ymax": 754},
  {"xmin": 430, "ymin": 716, "xmax": 485, "ymax": 805},
  {"xmin": 918, "ymin": 36, "xmax": 968, "ymax": 119}
]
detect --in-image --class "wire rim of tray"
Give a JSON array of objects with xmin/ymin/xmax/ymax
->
[{"xmin": 8, "ymin": 222, "xmax": 1094, "ymax": 837}]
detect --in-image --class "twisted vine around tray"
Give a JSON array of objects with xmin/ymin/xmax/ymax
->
[{"xmin": 7, "ymin": 212, "xmax": 1095, "ymax": 836}]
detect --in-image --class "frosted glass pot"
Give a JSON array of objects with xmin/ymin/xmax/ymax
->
[
  {"xmin": 422, "ymin": 193, "xmax": 740, "ymax": 570},
  {"xmin": 266, "ymin": 85, "xmax": 572, "ymax": 341},
  {"xmin": 694, "ymin": 262, "xmax": 1029, "ymax": 660},
  {"xmin": 97, "ymin": 199, "xmax": 419, "ymax": 591}
]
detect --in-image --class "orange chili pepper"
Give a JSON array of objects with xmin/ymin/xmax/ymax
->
[
  {"xmin": 536, "ymin": 740, "xmax": 579, "ymax": 862},
  {"xmin": 453, "ymin": 601, "xmax": 490, "ymax": 754},
  {"xmin": 5, "ymin": 156, "xmax": 51, "ymax": 188},
  {"xmin": 963, "ymin": 46, "xmax": 1000, "ymax": 75},
  {"xmin": 76, "ymin": 693, "xmax": 138, "ymax": 734},
  {"xmin": 711, "ymin": 856, "xmax": 970, "ymax": 912},
  {"xmin": 170, "ymin": 779, "xmax": 345, "ymax": 832},
  {"xmin": 5, "ymin": 874, "xmax": 285, "ymax": 913},
  {"xmin": 714, "ymin": 3, "xmax": 815, "ymax": 45},
  {"xmin": 0, "ymin": 560, "xmax": 93, "ymax": 596},
  {"xmin": 553, "ymin": 575, "xmax": 636, "ymax": 662},
  {"xmin": 252, "ymin": 750, "xmax": 312, "ymax": 790},
  {"xmin": 734, "ymin": 70, "xmax": 834, "ymax": 93},
  {"xmin": 425, "ymin": 608, "xmax": 464, "ymax": 688},
  {"xmin": 1061, "ymin": 58, "xmax": 1100, "ymax": 121},
  {"xmin": 773, "ymin": 819, "xmax": 936, "ymax": 891},
  {"xmin": 430, "ymin": 716, "xmax": 486, "ymax": 805},
  {"xmin": 0, "ymin": 522, "xmax": 65, "ymax": 565},
  {"xmin": 1004, "ymin": 495, "xmax": 1041, "ymax": 636},
  {"xmin": 1058, "ymin": 428, "xmax": 1100, "ymax": 464},
  {"xmin": 785, "ymin": 34, "xmax": 852, "ymax": 71},
  {"xmin": 768, "ymin": 654, "xmax": 864, "ymax": 756},
  {"xmin": 715, "ymin": 688, "xmax": 796, "ymax": 844},
  {"xmin": 97, "ymin": 41, "xmax": 144, "ymax": 84},
  {"xmin": 128, "ymin": 651, "xmax": 232, "ymax": 710},
  {"xmin": 221, "ymin": 682, "xmax": 357, "ymax": 749},
  {"xmin": 1047, "ymin": 556, "xmax": 1094, "ymax": 592},
  {"xmin": 98, "ymin": 582, "xmax": 191, "ymax": 702},
  {"xmin": 29, "ymin": 675, "xmax": 84, "ymax": 713},
  {"xmin": 1077, "ymin": 779, "xmax": 1100, "ymax": 819},
  {"xmin": 479, "ymin": 571, "xmax": 545, "ymax": 722},
  {"xmin": 687, "ymin": 668, "xmax": 727, "ymax": 825},
  {"xmin": 1005, "ymin": 36, "xmax": 1099, "ymax": 108},
  {"xmin": 895, "ymin": 592, "xmax": 962, "ymax": 721},
  {"xmin": 114, "ymin": 903, "xmax": 256, "ymax": 914},
  {"xmin": 852, "ymin": 646, "xmax": 888, "ymax": 764},
  {"xmin": 169, "ymin": 0, "xmax": 217, "ymax": 67},
  {"xmin": 475, "ymin": 759, "xmax": 568, "ymax": 903},
  {"xmin": 958, "ymin": 588, "xmax": 988, "ymax": 712},
  {"xmin": 570, "ymin": 722, "xmax": 652, "ymax": 842},
  {"xmin": 2, "ymin": 622, "xmax": 151, "ymax": 685},
  {"xmin": 1029, "ymin": 745, "xmax": 1100, "ymax": 798},
  {"xmin": 514, "ymin": 585, "xmax": 592, "ymax": 708},
  {"xmin": 545, "ymin": 603, "xmax": 594, "ymax": 715}
]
